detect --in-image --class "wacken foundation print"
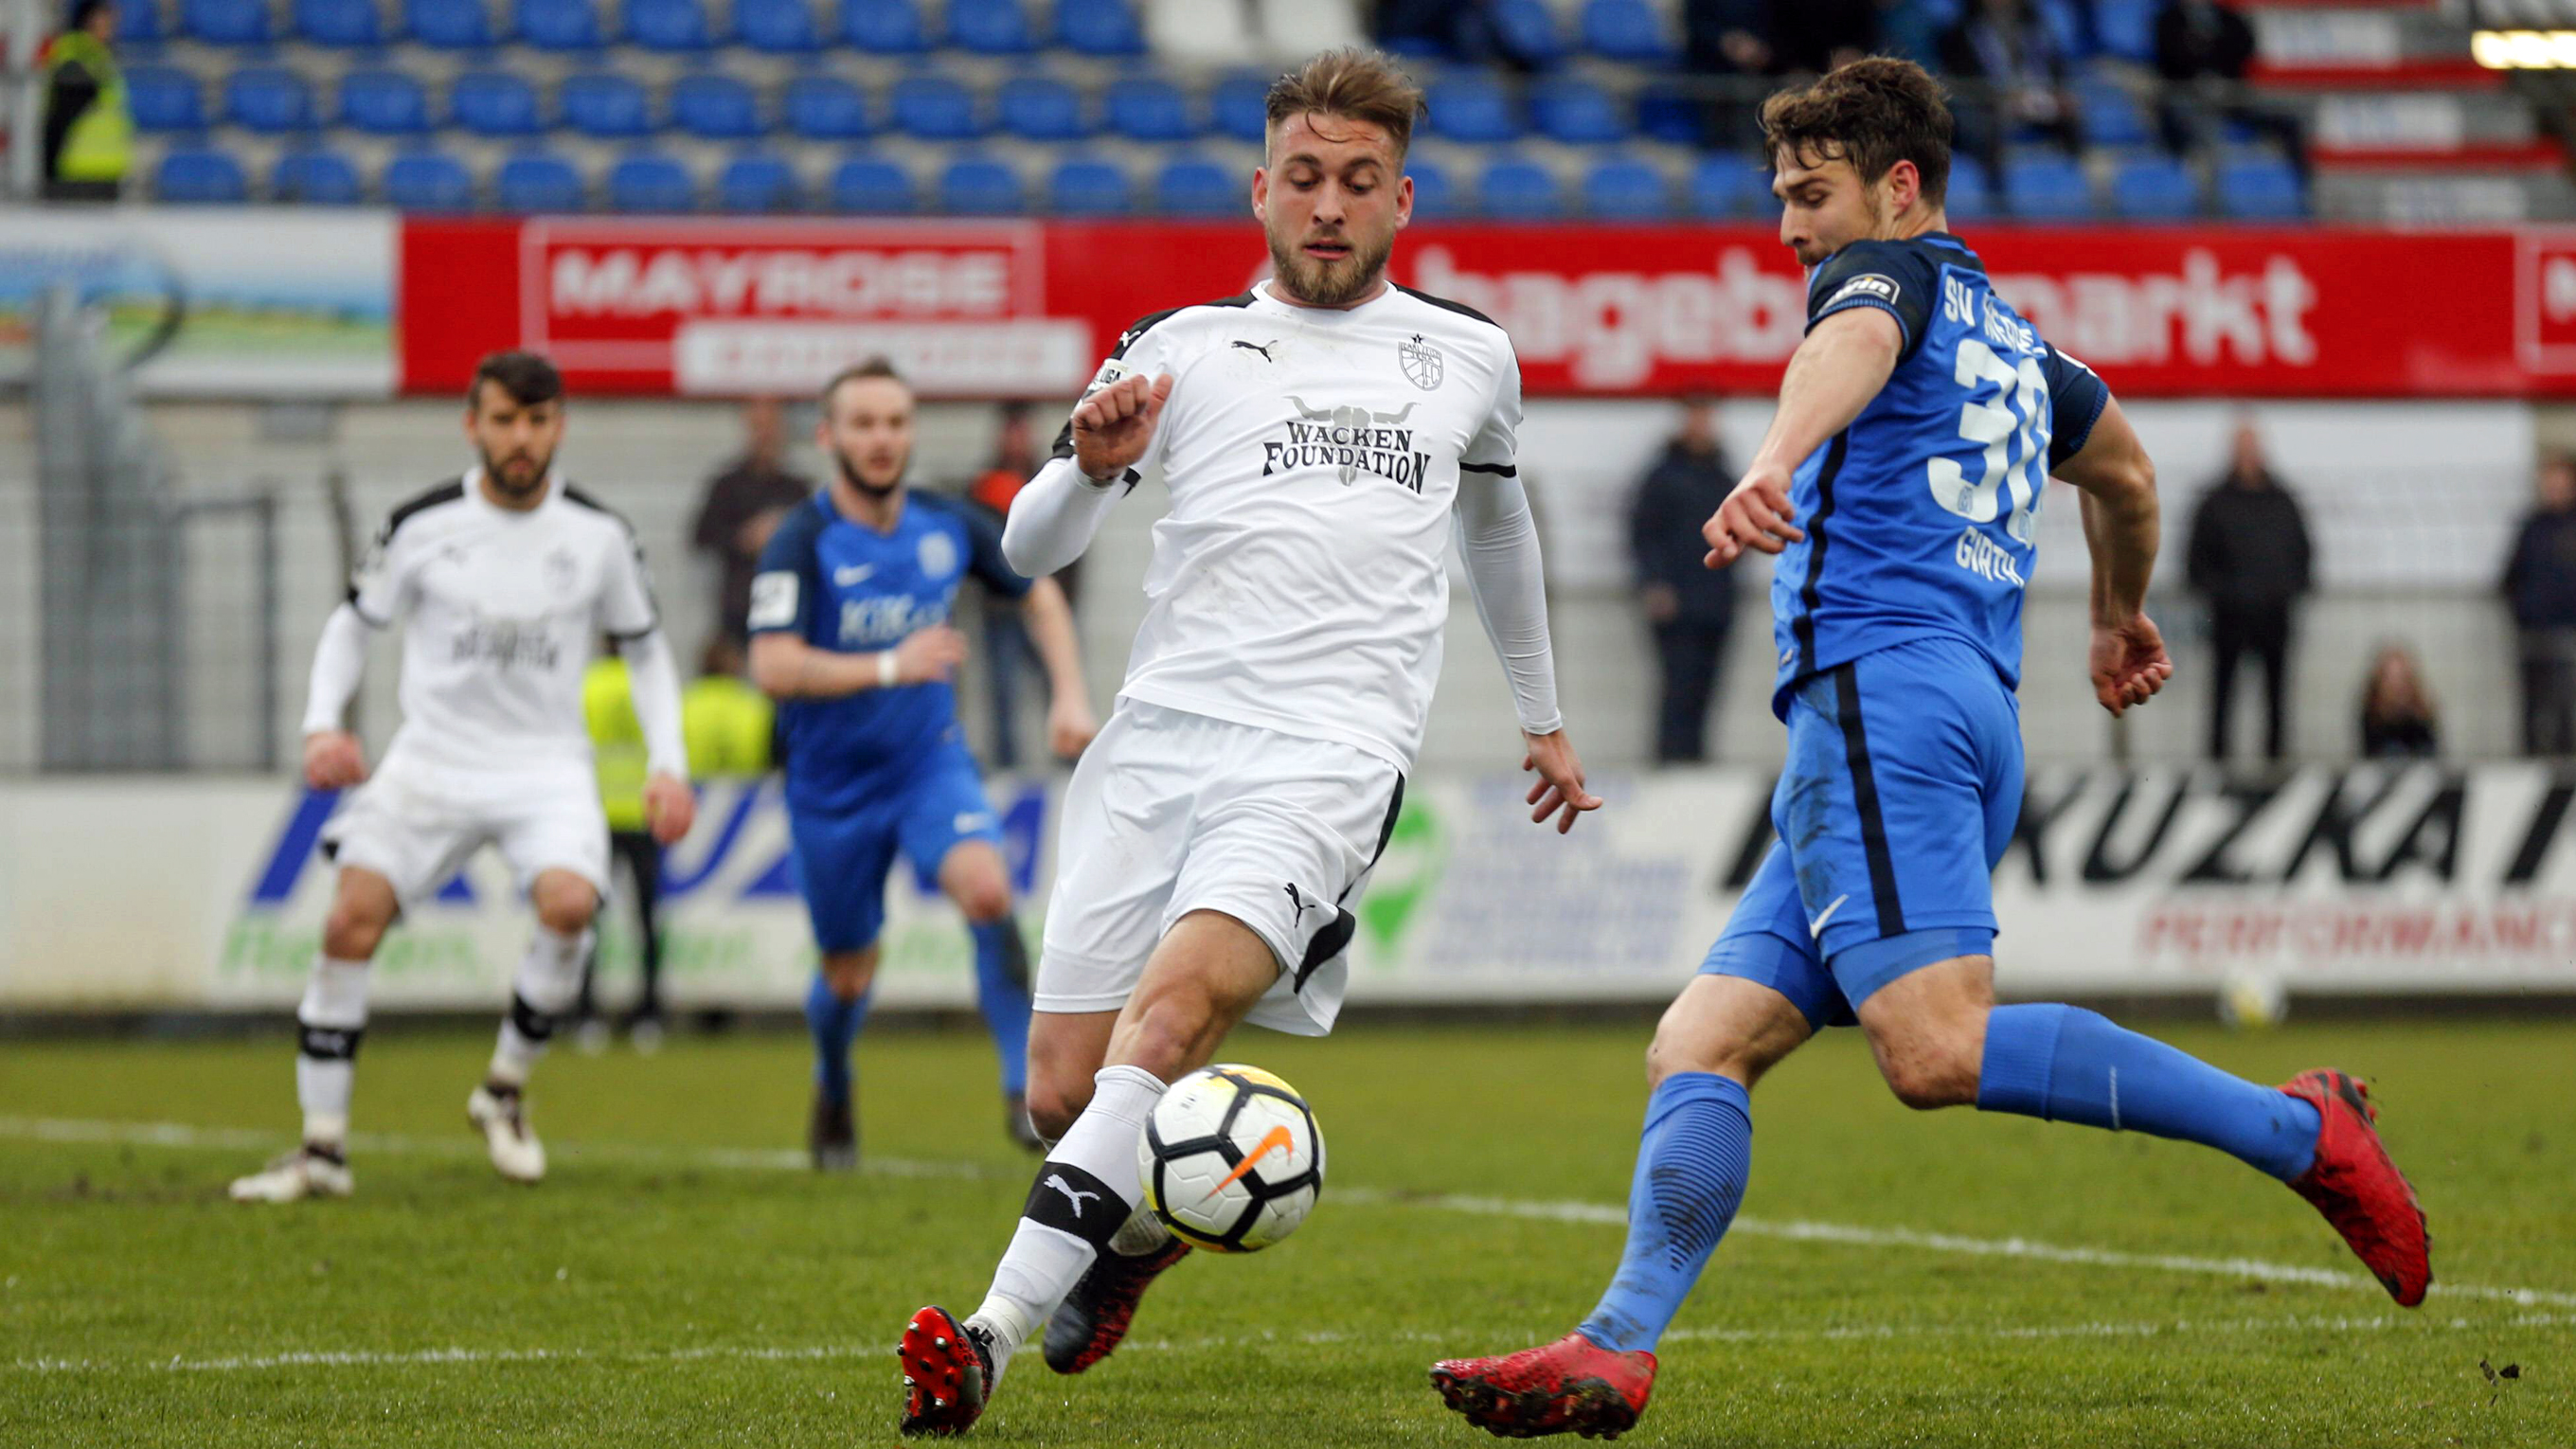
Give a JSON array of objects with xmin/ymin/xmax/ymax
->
[{"xmin": 1263, "ymin": 397, "xmax": 1433, "ymax": 492}]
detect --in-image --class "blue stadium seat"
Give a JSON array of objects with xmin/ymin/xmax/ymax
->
[
  {"xmin": 560, "ymin": 70, "xmax": 652, "ymax": 137},
  {"xmin": 385, "ymin": 148, "xmax": 474, "ymax": 209},
  {"xmin": 496, "ymin": 150, "xmax": 586, "ymax": 210},
  {"xmin": 718, "ymin": 152, "xmax": 799, "ymax": 211},
  {"xmin": 341, "ymin": 67, "xmax": 429, "ymax": 134},
  {"xmin": 830, "ymin": 155, "xmax": 914, "ymax": 211},
  {"xmin": 2215, "ymin": 155, "xmax": 2305, "ymax": 220},
  {"xmin": 1687, "ymin": 153, "xmax": 1762, "ymax": 217},
  {"xmin": 1635, "ymin": 83, "xmax": 1702, "ymax": 145},
  {"xmin": 1105, "ymin": 78, "xmax": 1193, "ymax": 142},
  {"xmin": 1491, "ymin": 0, "xmax": 1564, "ymax": 67},
  {"xmin": 842, "ymin": 0, "xmax": 928, "ymax": 50},
  {"xmin": 1058, "ymin": 0, "xmax": 1142, "ymax": 56},
  {"xmin": 609, "ymin": 152, "xmax": 695, "ymax": 210},
  {"xmin": 939, "ymin": 155, "xmax": 1021, "ymax": 214},
  {"xmin": 2003, "ymin": 152, "xmax": 2094, "ymax": 219},
  {"xmin": 1049, "ymin": 157, "xmax": 1128, "ymax": 215},
  {"xmin": 2094, "ymin": 0, "xmax": 2156, "ymax": 63},
  {"xmin": 947, "ymin": 0, "xmax": 1034, "ymax": 54},
  {"xmin": 1406, "ymin": 158, "xmax": 1457, "ymax": 218},
  {"xmin": 1425, "ymin": 76, "xmax": 1519, "ymax": 145},
  {"xmin": 997, "ymin": 76, "xmax": 1086, "ymax": 141},
  {"xmin": 1945, "ymin": 154, "xmax": 1994, "ymax": 220},
  {"xmin": 1530, "ymin": 77, "xmax": 1626, "ymax": 145},
  {"xmin": 156, "ymin": 146, "xmax": 249, "ymax": 202},
  {"xmin": 2112, "ymin": 152, "xmax": 2200, "ymax": 219},
  {"xmin": 125, "ymin": 65, "xmax": 205, "ymax": 132},
  {"xmin": 1582, "ymin": 0, "xmax": 1671, "ymax": 62},
  {"xmin": 1583, "ymin": 157, "xmax": 1668, "ymax": 219},
  {"xmin": 736, "ymin": 0, "xmax": 818, "ymax": 52},
  {"xmin": 671, "ymin": 72, "xmax": 760, "ymax": 139},
  {"xmin": 889, "ymin": 75, "xmax": 981, "ymax": 139},
  {"xmin": 225, "ymin": 66, "xmax": 315, "ymax": 134},
  {"xmin": 452, "ymin": 69, "xmax": 541, "ymax": 136},
  {"xmin": 117, "ymin": 0, "xmax": 166, "ymax": 43},
  {"xmin": 515, "ymin": 0, "xmax": 599, "ymax": 49},
  {"xmin": 295, "ymin": 0, "xmax": 386, "ymax": 45},
  {"xmin": 783, "ymin": 75, "xmax": 870, "ymax": 138},
  {"xmin": 274, "ymin": 147, "xmax": 363, "ymax": 203},
  {"xmin": 407, "ymin": 0, "xmax": 495, "ymax": 47},
  {"xmin": 626, "ymin": 0, "xmax": 714, "ymax": 50},
  {"xmin": 1479, "ymin": 156, "xmax": 1559, "ymax": 218},
  {"xmin": 1154, "ymin": 155, "xmax": 1238, "ymax": 216},
  {"xmin": 2077, "ymin": 80, "xmax": 2152, "ymax": 149},
  {"xmin": 183, "ymin": 0, "xmax": 271, "ymax": 45},
  {"xmin": 1209, "ymin": 72, "xmax": 1269, "ymax": 143}
]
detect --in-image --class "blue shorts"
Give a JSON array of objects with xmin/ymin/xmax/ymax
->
[
  {"xmin": 787, "ymin": 745, "xmax": 1003, "ymax": 955},
  {"xmin": 1701, "ymin": 635, "xmax": 2022, "ymax": 1029}
]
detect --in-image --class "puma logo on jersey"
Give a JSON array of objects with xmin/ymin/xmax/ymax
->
[
  {"xmin": 1043, "ymin": 1174, "xmax": 1100, "ymax": 1216},
  {"xmin": 1231, "ymin": 339, "xmax": 1279, "ymax": 362},
  {"xmin": 1284, "ymin": 882, "xmax": 1318, "ymax": 916}
]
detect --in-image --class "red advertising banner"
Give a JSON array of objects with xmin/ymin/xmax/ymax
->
[{"xmin": 400, "ymin": 217, "xmax": 2563, "ymax": 400}]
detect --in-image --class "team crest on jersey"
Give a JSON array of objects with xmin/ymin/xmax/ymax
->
[
  {"xmin": 543, "ymin": 546, "xmax": 579, "ymax": 598},
  {"xmin": 1263, "ymin": 396, "xmax": 1432, "ymax": 493},
  {"xmin": 1397, "ymin": 333, "xmax": 1445, "ymax": 391},
  {"xmin": 917, "ymin": 530, "xmax": 958, "ymax": 580}
]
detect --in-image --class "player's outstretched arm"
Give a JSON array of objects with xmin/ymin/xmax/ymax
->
[
  {"xmin": 619, "ymin": 629, "xmax": 697, "ymax": 844},
  {"xmin": 1456, "ymin": 472, "xmax": 1601, "ymax": 832},
  {"xmin": 2054, "ymin": 394, "xmax": 2172, "ymax": 716},
  {"xmin": 299, "ymin": 602, "xmax": 374, "ymax": 789},
  {"xmin": 1001, "ymin": 372, "xmax": 1173, "ymax": 578},
  {"xmin": 1704, "ymin": 309, "xmax": 1903, "ymax": 568},
  {"xmin": 747, "ymin": 627, "xmax": 967, "ymax": 702},
  {"xmin": 1019, "ymin": 577, "xmax": 1098, "ymax": 759}
]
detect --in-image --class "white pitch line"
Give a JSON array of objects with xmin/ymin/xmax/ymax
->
[{"xmin": 10, "ymin": 1116, "xmax": 2573, "ymax": 1311}]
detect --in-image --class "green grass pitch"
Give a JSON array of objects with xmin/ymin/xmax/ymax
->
[{"xmin": 3, "ymin": 1016, "xmax": 2570, "ymax": 1446}]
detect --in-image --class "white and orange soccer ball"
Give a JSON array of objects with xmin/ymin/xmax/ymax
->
[{"xmin": 1137, "ymin": 1064, "xmax": 1325, "ymax": 1254}]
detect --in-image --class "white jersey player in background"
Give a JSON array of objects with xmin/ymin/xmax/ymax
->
[
  {"xmin": 230, "ymin": 351, "xmax": 696, "ymax": 1204},
  {"xmin": 896, "ymin": 48, "xmax": 1601, "ymax": 1435}
]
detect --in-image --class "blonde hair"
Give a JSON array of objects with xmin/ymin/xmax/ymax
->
[{"xmin": 1263, "ymin": 47, "xmax": 1425, "ymax": 163}]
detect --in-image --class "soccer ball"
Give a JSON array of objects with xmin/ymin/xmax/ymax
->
[{"xmin": 1137, "ymin": 1064, "xmax": 1324, "ymax": 1254}]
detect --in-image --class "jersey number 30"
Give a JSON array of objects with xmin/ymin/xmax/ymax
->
[{"xmin": 1927, "ymin": 337, "xmax": 2050, "ymax": 545}]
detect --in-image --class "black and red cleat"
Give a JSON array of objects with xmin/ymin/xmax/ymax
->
[
  {"xmin": 1043, "ymin": 1237, "xmax": 1190, "ymax": 1374},
  {"xmin": 2280, "ymin": 1068, "xmax": 2431, "ymax": 1307},
  {"xmin": 897, "ymin": 1305, "xmax": 993, "ymax": 1437},
  {"xmin": 1430, "ymin": 1333, "xmax": 1656, "ymax": 1440}
]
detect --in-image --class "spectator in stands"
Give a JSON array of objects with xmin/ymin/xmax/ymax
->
[
  {"xmin": 2500, "ymin": 452, "xmax": 2576, "ymax": 756},
  {"xmin": 2357, "ymin": 644, "xmax": 2439, "ymax": 760},
  {"xmin": 1768, "ymin": 0, "xmax": 1877, "ymax": 76},
  {"xmin": 2153, "ymin": 0, "xmax": 2308, "ymax": 183},
  {"xmin": 692, "ymin": 399, "xmax": 813, "ymax": 647},
  {"xmin": 1680, "ymin": 1, "xmax": 1777, "ymax": 150},
  {"xmin": 964, "ymin": 403, "xmax": 1064, "ymax": 771},
  {"xmin": 1377, "ymin": 0, "xmax": 1547, "ymax": 71},
  {"xmin": 41, "ymin": 0, "xmax": 131, "ymax": 201},
  {"xmin": 1941, "ymin": 0, "xmax": 2086, "ymax": 189},
  {"xmin": 2186, "ymin": 419, "xmax": 2313, "ymax": 763},
  {"xmin": 1628, "ymin": 400, "xmax": 1739, "ymax": 765}
]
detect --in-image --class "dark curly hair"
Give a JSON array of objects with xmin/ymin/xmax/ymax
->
[{"xmin": 1760, "ymin": 58, "xmax": 1954, "ymax": 207}]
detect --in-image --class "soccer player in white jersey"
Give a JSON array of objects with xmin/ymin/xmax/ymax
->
[
  {"xmin": 230, "ymin": 351, "xmax": 695, "ymax": 1203},
  {"xmin": 894, "ymin": 48, "xmax": 1601, "ymax": 1435}
]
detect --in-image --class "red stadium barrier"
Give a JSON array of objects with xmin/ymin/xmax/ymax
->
[{"xmin": 399, "ymin": 217, "xmax": 2573, "ymax": 400}]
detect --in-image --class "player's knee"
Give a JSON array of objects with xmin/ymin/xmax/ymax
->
[
  {"xmin": 822, "ymin": 950, "xmax": 878, "ymax": 1002},
  {"xmin": 1117, "ymin": 986, "xmax": 1222, "ymax": 1082},
  {"xmin": 952, "ymin": 877, "xmax": 1012, "ymax": 924},
  {"xmin": 1025, "ymin": 1078, "xmax": 1087, "ymax": 1143},
  {"xmin": 1876, "ymin": 1036, "xmax": 1982, "ymax": 1111},
  {"xmin": 531, "ymin": 878, "xmax": 597, "ymax": 936},
  {"xmin": 322, "ymin": 894, "xmax": 393, "ymax": 959}
]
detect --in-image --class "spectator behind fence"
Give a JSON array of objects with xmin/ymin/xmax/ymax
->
[
  {"xmin": 2357, "ymin": 645, "xmax": 2439, "ymax": 760},
  {"xmin": 1628, "ymin": 400, "xmax": 1739, "ymax": 765},
  {"xmin": 964, "ymin": 403, "xmax": 1064, "ymax": 771},
  {"xmin": 1376, "ymin": 0, "xmax": 1547, "ymax": 70},
  {"xmin": 1941, "ymin": 0, "xmax": 2086, "ymax": 189},
  {"xmin": 2186, "ymin": 419, "xmax": 2312, "ymax": 763},
  {"xmin": 41, "ymin": 0, "xmax": 131, "ymax": 201},
  {"xmin": 2153, "ymin": 0, "xmax": 2308, "ymax": 183},
  {"xmin": 2500, "ymin": 453, "xmax": 2576, "ymax": 755},
  {"xmin": 692, "ymin": 399, "xmax": 814, "ymax": 647}
]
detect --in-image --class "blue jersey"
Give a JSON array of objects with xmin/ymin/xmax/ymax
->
[
  {"xmin": 1769, "ymin": 231, "xmax": 2110, "ymax": 716},
  {"xmin": 749, "ymin": 489, "xmax": 1029, "ymax": 814}
]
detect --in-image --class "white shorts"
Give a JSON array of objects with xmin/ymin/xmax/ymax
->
[
  {"xmin": 320, "ymin": 745, "xmax": 611, "ymax": 909},
  {"xmin": 1036, "ymin": 700, "xmax": 1406, "ymax": 1036}
]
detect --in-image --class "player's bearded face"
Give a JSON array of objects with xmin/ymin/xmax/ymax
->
[
  {"xmin": 468, "ymin": 389, "xmax": 564, "ymax": 498},
  {"xmin": 1773, "ymin": 151, "xmax": 1885, "ymax": 269},
  {"xmin": 821, "ymin": 378, "xmax": 914, "ymax": 498},
  {"xmin": 1259, "ymin": 114, "xmax": 1409, "ymax": 309}
]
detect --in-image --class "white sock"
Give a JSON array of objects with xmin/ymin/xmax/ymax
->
[
  {"xmin": 489, "ymin": 926, "xmax": 590, "ymax": 1087},
  {"xmin": 295, "ymin": 956, "xmax": 370, "ymax": 1146},
  {"xmin": 969, "ymin": 1064, "xmax": 1168, "ymax": 1377},
  {"xmin": 1109, "ymin": 1200, "xmax": 1176, "ymax": 1258}
]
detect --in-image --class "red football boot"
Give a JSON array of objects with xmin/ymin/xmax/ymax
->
[
  {"xmin": 1430, "ymin": 1333, "xmax": 1657, "ymax": 1440},
  {"xmin": 2279, "ymin": 1068, "xmax": 2432, "ymax": 1307},
  {"xmin": 1043, "ymin": 1237, "xmax": 1191, "ymax": 1374},
  {"xmin": 897, "ymin": 1306, "xmax": 994, "ymax": 1437}
]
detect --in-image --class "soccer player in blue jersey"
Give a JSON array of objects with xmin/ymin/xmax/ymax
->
[
  {"xmin": 748, "ymin": 359, "xmax": 1096, "ymax": 1168},
  {"xmin": 1431, "ymin": 60, "xmax": 2430, "ymax": 1439}
]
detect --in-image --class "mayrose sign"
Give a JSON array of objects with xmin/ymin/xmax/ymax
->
[{"xmin": 401, "ymin": 217, "xmax": 2573, "ymax": 399}]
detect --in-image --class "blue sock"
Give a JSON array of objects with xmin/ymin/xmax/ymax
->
[
  {"xmin": 1977, "ymin": 1004, "xmax": 2320, "ymax": 1181},
  {"xmin": 1577, "ymin": 1072, "xmax": 1752, "ymax": 1354},
  {"xmin": 805, "ymin": 972, "xmax": 869, "ymax": 1107},
  {"xmin": 968, "ymin": 916, "xmax": 1032, "ymax": 1099}
]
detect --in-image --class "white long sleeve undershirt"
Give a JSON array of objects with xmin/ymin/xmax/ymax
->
[
  {"xmin": 300, "ymin": 602, "xmax": 372, "ymax": 737},
  {"xmin": 1000, "ymin": 456, "xmax": 1122, "ymax": 579},
  {"xmin": 1455, "ymin": 473, "xmax": 1565, "ymax": 737},
  {"xmin": 619, "ymin": 628, "xmax": 689, "ymax": 781}
]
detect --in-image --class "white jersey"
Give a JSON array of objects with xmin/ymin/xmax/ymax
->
[
  {"xmin": 349, "ymin": 468, "xmax": 660, "ymax": 771},
  {"xmin": 1068, "ymin": 279, "xmax": 1523, "ymax": 770}
]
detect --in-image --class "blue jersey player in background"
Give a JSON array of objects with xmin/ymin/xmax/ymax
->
[
  {"xmin": 749, "ymin": 359, "xmax": 1098, "ymax": 1169},
  {"xmin": 1433, "ymin": 60, "xmax": 2430, "ymax": 1440}
]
